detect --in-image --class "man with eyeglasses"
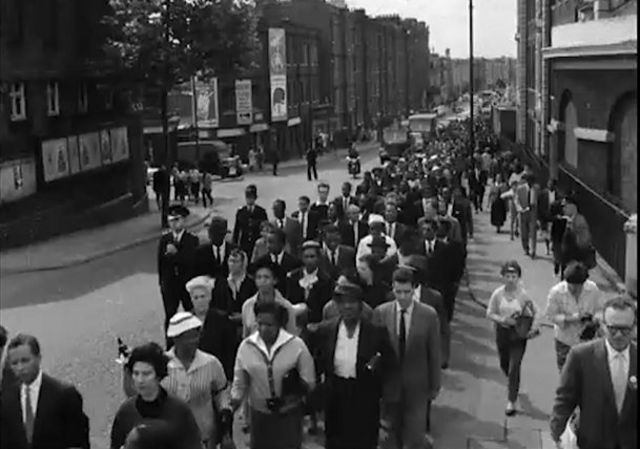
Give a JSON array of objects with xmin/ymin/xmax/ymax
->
[{"xmin": 550, "ymin": 295, "xmax": 637, "ymax": 449}]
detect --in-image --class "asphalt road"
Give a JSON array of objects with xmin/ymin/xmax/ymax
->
[{"xmin": 0, "ymin": 148, "xmax": 379, "ymax": 449}]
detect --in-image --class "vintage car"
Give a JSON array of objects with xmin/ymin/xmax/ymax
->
[
  {"xmin": 379, "ymin": 127, "xmax": 410, "ymax": 164},
  {"xmin": 177, "ymin": 140, "xmax": 243, "ymax": 178}
]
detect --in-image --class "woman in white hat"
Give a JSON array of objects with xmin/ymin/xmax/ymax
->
[{"xmin": 165, "ymin": 312, "xmax": 233, "ymax": 448}]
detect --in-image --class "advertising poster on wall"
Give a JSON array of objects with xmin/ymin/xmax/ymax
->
[
  {"xmin": 268, "ymin": 28, "xmax": 288, "ymax": 122},
  {"xmin": 195, "ymin": 78, "xmax": 219, "ymax": 128},
  {"xmin": 100, "ymin": 130, "xmax": 112, "ymax": 165},
  {"xmin": 67, "ymin": 136, "xmax": 81, "ymax": 174},
  {"xmin": 78, "ymin": 132, "xmax": 101, "ymax": 171},
  {"xmin": 235, "ymin": 79, "xmax": 253, "ymax": 125},
  {"xmin": 110, "ymin": 127, "xmax": 130, "ymax": 162},
  {"xmin": 41, "ymin": 138, "xmax": 70, "ymax": 182}
]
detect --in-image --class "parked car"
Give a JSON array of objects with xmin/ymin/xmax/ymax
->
[{"xmin": 178, "ymin": 140, "xmax": 243, "ymax": 178}]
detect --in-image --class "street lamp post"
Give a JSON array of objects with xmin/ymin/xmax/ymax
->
[{"xmin": 469, "ymin": 0, "xmax": 475, "ymax": 154}]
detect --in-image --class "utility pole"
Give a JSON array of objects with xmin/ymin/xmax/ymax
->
[{"xmin": 469, "ymin": 0, "xmax": 475, "ymax": 154}]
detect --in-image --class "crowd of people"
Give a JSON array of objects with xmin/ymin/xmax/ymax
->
[{"xmin": 0, "ymin": 118, "xmax": 635, "ymax": 449}]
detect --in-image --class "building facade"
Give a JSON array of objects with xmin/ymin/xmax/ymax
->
[
  {"xmin": 0, "ymin": 0, "xmax": 146, "ymax": 247},
  {"xmin": 516, "ymin": 0, "xmax": 637, "ymax": 279}
]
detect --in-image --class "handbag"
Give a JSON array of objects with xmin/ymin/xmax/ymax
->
[
  {"xmin": 511, "ymin": 301, "xmax": 535, "ymax": 341},
  {"xmin": 282, "ymin": 368, "xmax": 306, "ymax": 398}
]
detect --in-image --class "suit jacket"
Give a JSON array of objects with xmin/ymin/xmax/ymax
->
[
  {"xmin": 307, "ymin": 317, "xmax": 395, "ymax": 393},
  {"xmin": 418, "ymin": 286, "xmax": 448, "ymax": 339},
  {"xmin": 310, "ymin": 202, "xmax": 330, "ymax": 223},
  {"xmin": 157, "ymin": 231, "xmax": 199, "ymax": 288},
  {"xmin": 373, "ymin": 301, "xmax": 441, "ymax": 404},
  {"xmin": 291, "ymin": 209, "xmax": 321, "ymax": 241},
  {"xmin": 333, "ymin": 195, "xmax": 357, "ymax": 220},
  {"xmin": 550, "ymin": 339, "xmax": 637, "ymax": 449},
  {"xmin": 449, "ymin": 198, "xmax": 473, "ymax": 241},
  {"xmin": 285, "ymin": 268, "xmax": 334, "ymax": 323},
  {"xmin": 515, "ymin": 183, "xmax": 537, "ymax": 213},
  {"xmin": 252, "ymin": 253, "xmax": 302, "ymax": 295},
  {"xmin": 272, "ymin": 217, "xmax": 302, "ymax": 256},
  {"xmin": 319, "ymin": 244, "xmax": 356, "ymax": 281},
  {"xmin": 537, "ymin": 188, "xmax": 557, "ymax": 223},
  {"xmin": 194, "ymin": 241, "xmax": 238, "ymax": 279},
  {"xmin": 408, "ymin": 198, "xmax": 431, "ymax": 226},
  {"xmin": 385, "ymin": 221, "xmax": 408, "ymax": 245},
  {"xmin": 232, "ymin": 204, "xmax": 268, "ymax": 255},
  {"xmin": 419, "ymin": 239, "xmax": 464, "ymax": 294},
  {"xmin": 0, "ymin": 373, "xmax": 90, "ymax": 449},
  {"xmin": 338, "ymin": 219, "xmax": 369, "ymax": 249}
]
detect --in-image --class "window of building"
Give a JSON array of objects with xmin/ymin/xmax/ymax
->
[
  {"xmin": 78, "ymin": 82, "xmax": 88, "ymax": 114},
  {"xmin": 47, "ymin": 81, "xmax": 60, "ymax": 116},
  {"xmin": 9, "ymin": 82, "xmax": 27, "ymax": 121},
  {"xmin": 310, "ymin": 44, "xmax": 318, "ymax": 66}
]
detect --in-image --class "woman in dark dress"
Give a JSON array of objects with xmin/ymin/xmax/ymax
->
[
  {"xmin": 489, "ymin": 173, "xmax": 508, "ymax": 232},
  {"xmin": 307, "ymin": 278, "xmax": 395, "ymax": 449},
  {"xmin": 201, "ymin": 249, "xmax": 256, "ymax": 379}
]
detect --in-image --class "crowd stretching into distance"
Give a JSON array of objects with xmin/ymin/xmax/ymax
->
[{"xmin": 0, "ymin": 118, "xmax": 636, "ymax": 449}]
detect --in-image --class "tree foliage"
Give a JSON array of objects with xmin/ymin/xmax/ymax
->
[{"xmin": 101, "ymin": 0, "xmax": 260, "ymax": 90}]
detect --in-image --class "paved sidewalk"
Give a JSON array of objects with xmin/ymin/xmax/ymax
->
[
  {"xmin": 0, "ymin": 199, "xmax": 213, "ymax": 274},
  {"xmin": 449, "ymin": 202, "xmax": 621, "ymax": 448}
]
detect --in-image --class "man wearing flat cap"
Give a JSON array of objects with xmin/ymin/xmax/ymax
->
[
  {"xmin": 307, "ymin": 277, "xmax": 395, "ymax": 449},
  {"xmin": 158, "ymin": 204, "xmax": 199, "ymax": 346},
  {"xmin": 232, "ymin": 184, "xmax": 268, "ymax": 257}
]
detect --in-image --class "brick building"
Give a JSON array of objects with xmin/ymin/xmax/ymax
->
[
  {"xmin": 515, "ymin": 0, "xmax": 637, "ymax": 279},
  {"xmin": 0, "ymin": 0, "xmax": 146, "ymax": 247}
]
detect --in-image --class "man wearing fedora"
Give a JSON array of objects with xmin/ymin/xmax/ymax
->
[{"xmin": 157, "ymin": 205, "xmax": 199, "ymax": 346}]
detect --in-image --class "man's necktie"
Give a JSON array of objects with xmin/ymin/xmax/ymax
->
[
  {"xmin": 399, "ymin": 309, "xmax": 407, "ymax": 361},
  {"xmin": 344, "ymin": 197, "xmax": 348, "ymax": 212},
  {"xmin": 301, "ymin": 213, "xmax": 307, "ymax": 239},
  {"xmin": 331, "ymin": 250, "xmax": 336, "ymax": 266},
  {"xmin": 612, "ymin": 353, "xmax": 627, "ymax": 413},
  {"xmin": 24, "ymin": 386, "xmax": 34, "ymax": 444},
  {"xmin": 214, "ymin": 247, "xmax": 220, "ymax": 264},
  {"xmin": 279, "ymin": 219, "xmax": 284, "ymax": 229}
]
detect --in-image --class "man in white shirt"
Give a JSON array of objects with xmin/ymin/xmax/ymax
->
[
  {"xmin": 550, "ymin": 296, "xmax": 637, "ymax": 449},
  {"xmin": 1, "ymin": 334, "xmax": 89, "ymax": 449}
]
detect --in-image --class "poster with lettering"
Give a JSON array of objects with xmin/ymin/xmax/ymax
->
[
  {"xmin": 41, "ymin": 138, "xmax": 70, "ymax": 182},
  {"xmin": 269, "ymin": 28, "xmax": 287, "ymax": 122},
  {"xmin": 235, "ymin": 79, "xmax": 253, "ymax": 125},
  {"xmin": 78, "ymin": 132, "xmax": 101, "ymax": 171},
  {"xmin": 67, "ymin": 136, "xmax": 81, "ymax": 174},
  {"xmin": 110, "ymin": 127, "xmax": 130, "ymax": 162},
  {"xmin": 100, "ymin": 129, "xmax": 112, "ymax": 165}
]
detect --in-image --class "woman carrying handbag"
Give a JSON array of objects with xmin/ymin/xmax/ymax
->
[{"xmin": 487, "ymin": 261, "xmax": 541, "ymax": 416}]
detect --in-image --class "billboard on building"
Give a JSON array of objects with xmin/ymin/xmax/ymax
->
[
  {"xmin": 235, "ymin": 79, "xmax": 253, "ymax": 125},
  {"xmin": 110, "ymin": 127, "xmax": 130, "ymax": 162},
  {"xmin": 269, "ymin": 28, "xmax": 287, "ymax": 122},
  {"xmin": 78, "ymin": 132, "xmax": 102, "ymax": 171},
  {"xmin": 41, "ymin": 138, "xmax": 70, "ymax": 182}
]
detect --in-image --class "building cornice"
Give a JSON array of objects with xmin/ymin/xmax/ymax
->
[{"xmin": 543, "ymin": 40, "xmax": 637, "ymax": 59}]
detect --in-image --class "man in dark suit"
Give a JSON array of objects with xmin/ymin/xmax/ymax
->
[
  {"xmin": 157, "ymin": 205, "xmax": 199, "ymax": 340},
  {"xmin": 232, "ymin": 184, "xmax": 268, "ymax": 257},
  {"xmin": 271, "ymin": 199, "xmax": 302, "ymax": 256},
  {"xmin": 383, "ymin": 202, "xmax": 408, "ymax": 246},
  {"xmin": 319, "ymin": 224, "xmax": 356, "ymax": 281},
  {"xmin": 252, "ymin": 228, "xmax": 302, "ymax": 295},
  {"xmin": 152, "ymin": 164, "xmax": 171, "ymax": 227},
  {"xmin": 0, "ymin": 325, "xmax": 16, "ymax": 396},
  {"xmin": 447, "ymin": 186, "xmax": 473, "ymax": 246},
  {"xmin": 0, "ymin": 334, "xmax": 89, "ymax": 449},
  {"xmin": 333, "ymin": 181, "xmax": 357, "ymax": 221},
  {"xmin": 286, "ymin": 241, "xmax": 333, "ymax": 324},
  {"xmin": 550, "ymin": 296, "xmax": 637, "ymax": 449},
  {"xmin": 195, "ymin": 216, "xmax": 237, "ymax": 279},
  {"xmin": 338, "ymin": 205, "xmax": 369, "ymax": 249},
  {"xmin": 310, "ymin": 181, "xmax": 331, "ymax": 222},
  {"xmin": 306, "ymin": 146, "xmax": 318, "ymax": 181},
  {"xmin": 537, "ymin": 178, "xmax": 558, "ymax": 257},
  {"xmin": 292, "ymin": 195, "xmax": 321, "ymax": 242},
  {"xmin": 307, "ymin": 280, "xmax": 395, "ymax": 449}
]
